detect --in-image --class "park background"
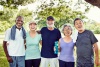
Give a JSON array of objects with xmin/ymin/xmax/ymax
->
[{"xmin": 0, "ymin": 0, "xmax": 100, "ymax": 67}]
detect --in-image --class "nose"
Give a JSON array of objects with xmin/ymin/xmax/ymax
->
[
  {"xmin": 31, "ymin": 24, "xmax": 35, "ymax": 26},
  {"xmin": 17, "ymin": 20, "xmax": 23, "ymax": 24},
  {"xmin": 77, "ymin": 24, "xmax": 80, "ymax": 26},
  {"xmin": 17, "ymin": 22, "xmax": 22, "ymax": 25}
]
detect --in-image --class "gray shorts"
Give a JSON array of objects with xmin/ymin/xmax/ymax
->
[
  {"xmin": 76, "ymin": 62, "xmax": 94, "ymax": 67},
  {"xmin": 9, "ymin": 56, "xmax": 25, "ymax": 67}
]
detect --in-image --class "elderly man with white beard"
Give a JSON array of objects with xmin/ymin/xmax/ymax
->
[{"xmin": 40, "ymin": 16, "xmax": 61, "ymax": 67}]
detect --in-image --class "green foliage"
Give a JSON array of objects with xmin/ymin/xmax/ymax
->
[
  {"xmin": 85, "ymin": 22, "xmax": 100, "ymax": 34},
  {"xmin": 0, "ymin": 0, "xmax": 94, "ymax": 32},
  {"xmin": 37, "ymin": 5, "xmax": 86, "ymax": 29},
  {"xmin": 0, "ymin": 8, "xmax": 18, "ymax": 22},
  {"xmin": 37, "ymin": 0, "xmax": 92, "ymax": 13},
  {"xmin": 35, "ymin": 0, "xmax": 90, "ymax": 29},
  {"xmin": 0, "ymin": 8, "xmax": 33, "ymax": 32},
  {"xmin": 0, "ymin": 7, "xmax": 18, "ymax": 32},
  {"xmin": 0, "ymin": 21, "xmax": 10, "ymax": 32},
  {"xmin": 94, "ymin": 27, "xmax": 100, "ymax": 34},
  {"xmin": 17, "ymin": 9, "xmax": 33, "ymax": 23},
  {"xmin": 92, "ymin": 23, "xmax": 100, "ymax": 34},
  {"xmin": 0, "ymin": 0, "xmax": 35, "ymax": 8}
]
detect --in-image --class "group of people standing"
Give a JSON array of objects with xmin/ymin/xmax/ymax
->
[{"xmin": 3, "ymin": 16, "xmax": 99, "ymax": 67}]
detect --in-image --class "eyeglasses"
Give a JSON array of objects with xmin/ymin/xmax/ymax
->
[{"xmin": 64, "ymin": 27, "xmax": 72, "ymax": 31}]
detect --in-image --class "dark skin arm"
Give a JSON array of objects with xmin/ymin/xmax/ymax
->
[
  {"xmin": 24, "ymin": 39, "xmax": 26, "ymax": 49},
  {"xmin": 3, "ymin": 41, "xmax": 13, "ymax": 63}
]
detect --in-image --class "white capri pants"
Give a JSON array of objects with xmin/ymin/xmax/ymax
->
[{"xmin": 40, "ymin": 57, "xmax": 59, "ymax": 67}]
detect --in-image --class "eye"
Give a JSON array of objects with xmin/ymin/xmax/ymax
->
[{"xmin": 17, "ymin": 20, "xmax": 23, "ymax": 23}]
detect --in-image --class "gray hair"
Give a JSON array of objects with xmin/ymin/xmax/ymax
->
[{"xmin": 62, "ymin": 24, "xmax": 73, "ymax": 32}]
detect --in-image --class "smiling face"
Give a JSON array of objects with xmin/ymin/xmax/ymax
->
[
  {"xmin": 29, "ymin": 23, "xmax": 37, "ymax": 31},
  {"xmin": 46, "ymin": 19, "xmax": 55, "ymax": 28},
  {"xmin": 74, "ymin": 19, "xmax": 84, "ymax": 32},
  {"xmin": 15, "ymin": 16, "xmax": 24, "ymax": 29},
  {"xmin": 63, "ymin": 25, "xmax": 72, "ymax": 36}
]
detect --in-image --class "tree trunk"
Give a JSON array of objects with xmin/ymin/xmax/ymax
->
[{"xmin": 85, "ymin": 0, "xmax": 100, "ymax": 8}]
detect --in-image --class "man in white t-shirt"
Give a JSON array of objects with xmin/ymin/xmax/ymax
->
[{"xmin": 3, "ymin": 16, "xmax": 26, "ymax": 67}]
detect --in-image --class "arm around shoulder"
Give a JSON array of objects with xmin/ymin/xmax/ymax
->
[{"xmin": 58, "ymin": 39, "xmax": 61, "ymax": 52}]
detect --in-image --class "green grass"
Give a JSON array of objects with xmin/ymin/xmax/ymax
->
[
  {"xmin": 0, "ymin": 45, "xmax": 9, "ymax": 67},
  {"xmin": 0, "ymin": 45, "xmax": 100, "ymax": 67}
]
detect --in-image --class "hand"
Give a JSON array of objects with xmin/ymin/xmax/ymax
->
[
  {"xmin": 54, "ymin": 47, "xmax": 56, "ymax": 51},
  {"xmin": 7, "ymin": 56, "xmax": 13, "ymax": 63},
  {"xmin": 95, "ymin": 57, "xmax": 99, "ymax": 66},
  {"xmin": 25, "ymin": 45, "xmax": 26, "ymax": 50}
]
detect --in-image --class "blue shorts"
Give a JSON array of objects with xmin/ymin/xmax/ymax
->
[{"xmin": 9, "ymin": 56, "xmax": 25, "ymax": 67}]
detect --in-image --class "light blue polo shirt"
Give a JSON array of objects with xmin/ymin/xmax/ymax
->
[{"xmin": 25, "ymin": 32, "xmax": 41, "ymax": 60}]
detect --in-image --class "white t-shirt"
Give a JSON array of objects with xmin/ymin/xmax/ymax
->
[{"xmin": 4, "ymin": 28, "xmax": 25, "ymax": 56}]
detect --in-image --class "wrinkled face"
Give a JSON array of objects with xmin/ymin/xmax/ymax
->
[
  {"xmin": 29, "ymin": 23, "xmax": 37, "ymax": 31},
  {"xmin": 63, "ymin": 26, "xmax": 72, "ymax": 36},
  {"xmin": 74, "ymin": 20, "xmax": 84, "ymax": 31},
  {"xmin": 16, "ymin": 17, "xmax": 24, "ymax": 29},
  {"xmin": 46, "ymin": 19, "xmax": 54, "ymax": 28}
]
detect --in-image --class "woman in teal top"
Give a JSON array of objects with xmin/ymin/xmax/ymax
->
[{"xmin": 25, "ymin": 21, "xmax": 42, "ymax": 67}]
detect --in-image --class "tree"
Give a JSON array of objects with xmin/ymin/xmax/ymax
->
[
  {"xmin": 0, "ymin": 0, "xmax": 92, "ymax": 32},
  {"xmin": 17, "ymin": 9, "xmax": 33, "ymax": 23},
  {"xmin": 0, "ymin": 21, "xmax": 10, "ymax": 32},
  {"xmin": 0, "ymin": 8, "xmax": 33, "ymax": 32},
  {"xmin": 0, "ymin": 7, "xmax": 18, "ymax": 22},
  {"xmin": 37, "ymin": 5, "xmax": 87, "ymax": 29},
  {"xmin": 85, "ymin": 0, "xmax": 100, "ymax": 8},
  {"xmin": 32, "ymin": 0, "xmax": 91, "ymax": 29},
  {"xmin": 0, "ymin": 0, "xmax": 34, "ymax": 32},
  {"xmin": 0, "ymin": 7, "xmax": 18, "ymax": 32},
  {"xmin": 36, "ymin": 0, "xmax": 92, "ymax": 13},
  {"xmin": 0, "ymin": 0, "xmax": 35, "ymax": 8},
  {"xmin": 85, "ymin": 22, "xmax": 100, "ymax": 34}
]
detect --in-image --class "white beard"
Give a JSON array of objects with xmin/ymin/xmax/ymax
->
[{"xmin": 47, "ymin": 24, "xmax": 54, "ymax": 28}]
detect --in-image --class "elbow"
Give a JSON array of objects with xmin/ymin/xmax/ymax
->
[{"xmin": 3, "ymin": 41, "xmax": 7, "ymax": 48}]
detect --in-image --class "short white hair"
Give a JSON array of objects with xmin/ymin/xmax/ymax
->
[{"xmin": 62, "ymin": 24, "xmax": 73, "ymax": 32}]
